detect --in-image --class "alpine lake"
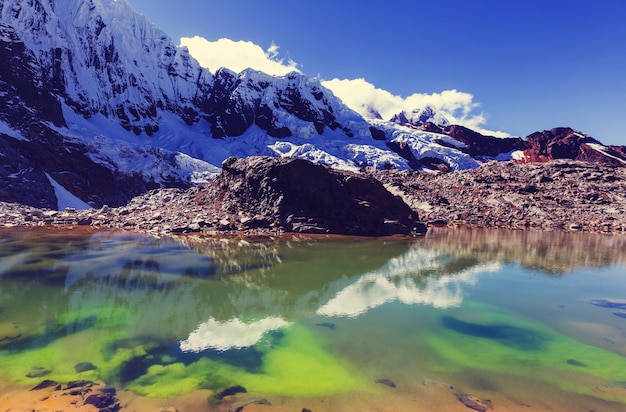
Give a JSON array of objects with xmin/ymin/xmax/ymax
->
[{"xmin": 0, "ymin": 226, "xmax": 625, "ymax": 411}]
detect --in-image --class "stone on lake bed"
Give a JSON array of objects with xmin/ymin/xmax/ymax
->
[
  {"xmin": 84, "ymin": 392, "xmax": 116, "ymax": 408},
  {"xmin": 375, "ymin": 378, "xmax": 396, "ymax": 388},
  {"xmin": 214, "ymin": 385, "xmax": 247, "ymax": 400},
  {"xmin": 315, "ymin": 322, "xmax": 336, "ymax": 330},
  {"xmin": 74, "ymin": 362, "xmax": 98, "ymax": 372},
  {"xmin": 456, "ymin": 392, "xmax": 493, "ymax": 411},
  {"xmin": 30, "ymin": 379, "xmax": 59, "ymax": 391},
  {"xmin": 423, "ymin": 378, "xmax": 454, "ymax": 389},
  {"xmin": 228, "ymin": 397, "xmax": 271, "ymax": 412},
  {"xmin": 566, "ymin": 358, "xmax": 587, "ymax": 367},
  {"xmin": 26, "ymin": 367, "xmax": 51, "ymax": 378}
]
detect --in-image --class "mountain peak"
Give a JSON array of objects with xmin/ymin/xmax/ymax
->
[{"xmin": 390, "ymin": 105, "xmax": 450, "ymax": 127}]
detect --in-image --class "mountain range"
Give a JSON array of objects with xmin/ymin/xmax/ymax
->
[{"xmin": 1, "ymin": 0, "xmax": 625, "ymax": 211}]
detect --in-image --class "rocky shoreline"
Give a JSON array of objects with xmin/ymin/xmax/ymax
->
[{"xmin": 1, "ymin": 157, "xmax": 625, "ymax": 236}]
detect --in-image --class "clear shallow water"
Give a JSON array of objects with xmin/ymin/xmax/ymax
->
[{"xmin": 0, "ymin": 227, "xmax": 625, "ymax": 411}]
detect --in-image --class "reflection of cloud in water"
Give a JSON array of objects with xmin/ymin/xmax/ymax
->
[
  {"xmin": 179, "ymin": 317, "xmax": 291, "ymax": 352},
  {"xmin": 317, "ymin": 247, "xmax": 502, "ymax": 318}
]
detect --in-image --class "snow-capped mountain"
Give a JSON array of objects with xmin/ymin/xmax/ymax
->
[
  {"xmin": 390, "ymin": 106, "xmax": 450, "ymax": 127},
  {"xmin": 0, "ymin": 0, "xmax": 624, "ymax": 210}
]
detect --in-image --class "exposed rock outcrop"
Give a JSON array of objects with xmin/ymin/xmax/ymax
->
[
  {"xmin": 200, "ymin": 156, "xmax": 427, "ymax": 236},
  {"xmin": 514, "ymin": 127, "xmax": 626, "ymax": 166},
  {"xmin": 414, "ymin": 124, "xmax": 626, "ymax": 167},
  {"xmin": 418, "ymin": 122, "xmax": 526, "ymax": 158}
]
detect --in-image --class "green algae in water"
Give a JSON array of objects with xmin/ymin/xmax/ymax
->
[
  {"xmin": 425, "ymin": 302, "xmax": 626, "ymax": 403},
  {"xmin": 127, "ymin": 323, "xmax": 370, "ymax": 398},
  {"xmin": 0, "ymin": 304, "xmax": 140, "ymax": 386},
  {"xmin": 234, "ymin": 323, "xmax": 370, "ymax": 396}
]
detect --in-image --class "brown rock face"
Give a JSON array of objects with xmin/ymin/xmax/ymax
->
[
  {"xmin": 441, "ymin": 124, "xmax": 526, "ymax": 158},
  {"xmin": 208, "ymin": 157, "xmax": 427, "ymax": 236},
  {"xmin": 519, "ymin": 127, "xmax": 626, "ymax": 166}
]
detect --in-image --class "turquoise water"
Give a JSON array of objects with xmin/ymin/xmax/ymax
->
[{"xmin": 0, "ymin": 227, "xmax": 625, "ymax": 411}]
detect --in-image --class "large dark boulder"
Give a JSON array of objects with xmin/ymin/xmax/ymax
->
[{"xmin": 213, "ymin": 156, "xmax": 427, "ymax": 236}]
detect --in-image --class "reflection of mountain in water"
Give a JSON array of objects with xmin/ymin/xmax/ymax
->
[
  {"xmin": 423, "ymin": 227, "xmax": 626, "ymax": 275},
  {"xmin": 317, "ymin": 248, "xmax": 501, "ymax": 317},
  {"xmin": 2, "ymin": 227, "xmax": 626, "ymax": 354}
]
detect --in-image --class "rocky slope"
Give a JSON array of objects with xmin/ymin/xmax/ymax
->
[{"xmin": 375, "ymin": 159, "xmax": 626, "ymax": 233}]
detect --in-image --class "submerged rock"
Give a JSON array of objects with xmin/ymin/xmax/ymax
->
[
  {"xmin": 25, "ymin": 366, "xmax": 51, "ymax": 378},
  {"xmin": 455, "ymin": 392, "xmax": 494, "ymax": 411},
  {"xmin": 214, "ymin": 384, "xmax": 248, "ymax": 400},
  {"xmin": 74, "ymin": 361, "xmax": 98, "ymax": 373},
  {"xmin": 566, "ymin": 358, "xmax": 587, "ymax": 367},
  {"xmin": 228, "ymin": 397, "xmax": 271, "ymax": 412},
  {"xmin": 375, "ymin": 378, "xmax": 396, "ymax": 388},
  {"xmin": 30, "ymin": 379, "xmax": 59, "ymax": 391},
  {"xmin": 315, "ymin": 322, "xmax": 336, "ymax": 330},
  {"xmin": 423, "ymin": 378, "xmax": 454, "ymax": 389}
]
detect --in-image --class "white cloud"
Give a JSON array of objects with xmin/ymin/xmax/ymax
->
[
  {"xmin": 180, "ymin": 36, "xmax": 300, "ymax": 76},
  {"xmin": 322, "ymin": 78, "xmax": 510, "ymax": 137}
]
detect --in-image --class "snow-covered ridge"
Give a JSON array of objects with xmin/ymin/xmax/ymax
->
[
  {"xmin": 0, "ymin": 0, "xmax": 486, "ymax": 174},
  {"xmin": 0, "ymin": 0, "xmax": 210, "ymax": 134}
]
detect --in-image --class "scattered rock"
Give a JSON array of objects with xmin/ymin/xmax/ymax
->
[
  {"xmin": 375, "ymin": 378, "xmax": 396, "ymax": 388},
  {"xmin": 26, "ymin": 367, "xmax": 51, "ymax": 378},
  {"xmin": 455, "ymin": 392, "xmax": 494, "ymax": 411},
  {"xmin": 423, "ymin": 378, "xmax": 454, "ymax": 389},
  {"xmin": 101, "ymin": 386, "xmax": 117, "ymax": 395},
  {"xmin": 566, "ymin": 358, "xmax": 587, "ymax": 367},
  {"xmin": 84, "ymin": 392, "xmax": 116, "ymax": 408},
  {"xmin": 66, "ymin": 379, "xmax": 93, "ymax": 390},
  {"xmin": 74, "ymin": 361, "xmax": 98, "ymax": 373},
  {"xmin": 30, "ymin": 379, "xmax": 59, "ymax": 391},
  {"xmin": 214, "ymin": 384, "xmax": 248, "ymax": 400},
  {"xmin": 228, "ymin": 397, "xmax": 271, "ymax": 412}
]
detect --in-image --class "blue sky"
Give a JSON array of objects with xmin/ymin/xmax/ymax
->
[{"xmin": 126, "ymin": 0, "xmax": 626, "ymax": 144}]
